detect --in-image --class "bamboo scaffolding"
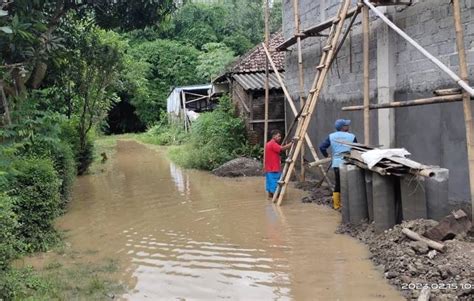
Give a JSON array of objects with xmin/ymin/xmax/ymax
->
[
  {"xmin": 362, "ymin": 0, "xmax": 474, "ymax": 97},
  {"xmin": 362, "ymin": 3, "xmax": 370, "ymax": 144},
  {"xmin": 342, "ymin": 94, "xmax": 470, "ymax": 111},
  {"xmin": 262, "ymin": 43, "xmax": 333, "ymax": 189},
  {"xmin": 452, "ymin": 0, "xmax": 474, "ymax": 222},
  {"xmin": 293, "ymin": 0, "xmax": 306, "ymax": 182},
  {"xmin": 273, "ymin": 0, "xmax": 352, "ymax": 205},
  {"xmin": 263, "ymin": 0, "xmax": 270, "ymax": 165}
]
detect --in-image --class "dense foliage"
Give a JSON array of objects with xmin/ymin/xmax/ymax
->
[{"xmin": 0, "ymin": 0, "xmax": 280, "ymax": 297}]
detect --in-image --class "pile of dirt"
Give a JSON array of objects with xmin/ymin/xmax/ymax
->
[
  {"xmin": 337, "ymin": 220, "xmax": 474, "ymax": 300},
  {"xmin": 212, "ymin": 157, "xmax": 263, "ymax": 177},
  {"xmin": 295, "ymin": 181, "xmax": 333, "ymax": 207}
]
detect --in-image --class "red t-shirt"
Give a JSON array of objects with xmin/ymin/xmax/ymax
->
[{"xmin": 265, "ymin": 139, "xmax": 282, "ymax": 172}]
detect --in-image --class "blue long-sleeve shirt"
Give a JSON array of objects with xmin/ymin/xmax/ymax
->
[{"xmin": 319, "ymin": 134, "xmax": 358, "ymax": 158}]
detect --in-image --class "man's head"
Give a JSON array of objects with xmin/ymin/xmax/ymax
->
[
  {"xmin": 271, "ymin": 129, "xmax": 282, "ymax": 142},
  {"xmin": 335, "ymin": 119, "xmax": 351, "ymax": 132}
]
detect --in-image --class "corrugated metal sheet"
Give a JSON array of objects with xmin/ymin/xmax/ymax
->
[
  {"xmin": 233, "ymin": 72, "xmax": 284, "ymax": 91},
  {"xmin": 166, "ymin": 84, "xmax": 212, "ymax": 115}
]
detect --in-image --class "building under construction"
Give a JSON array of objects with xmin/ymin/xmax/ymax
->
[{"xmin": 277, "ymin": 0, "xmax": 473, "ymax": 206}]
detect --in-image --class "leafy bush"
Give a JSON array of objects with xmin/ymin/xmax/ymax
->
[
  {"xmin": 19, "ymin": 139, "xmax": 76, "ymax": 205},
  {"xmin": 8, "ymin": 158, "xmax": 61, "ymax": 252},
  {"xmin": 169, "ymin": 96, "xmax": 247, "ymax": 170},
  {"xmin": 0, "ymin": 194, "xmax": 18, "ymax": 271},
  {"xmin": 59, "ymin": 118, "xmax": 94, "ymax": 175}
]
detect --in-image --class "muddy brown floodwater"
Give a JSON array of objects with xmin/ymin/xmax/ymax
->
[{"xmin": 48, "ymin": 140, "xmax": 404, "ymax": 300}]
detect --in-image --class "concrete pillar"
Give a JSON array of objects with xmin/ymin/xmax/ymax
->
[
  {"xmin": 425, "ymin": 168, "xmax": 450, "ymax": 221},
  {"xmin": 365, "ymin": 171, "xmax": 374, "ymax": 222},
  {"xmin": 340, "ymin": 163, "xmax": 350, "ymax": 224},
  {"xmin": 372, "ymin": 173, "xmax": 396, "ymax": 233},
  {"xmin": 347, "ymin": 165, "xmax": 368, "ymax": 225},
  {"xmin": 400, "ymin": 175, "xmax": 427, "ymax": 220},
  {"xmin": 376, "ymin": 7, "xmax": 396, "ymax": 148}
]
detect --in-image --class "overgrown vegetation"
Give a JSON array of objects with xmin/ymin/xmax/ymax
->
[{"xmin": 142, "ymin": 96, "xmax": 263, "ymax": 170}]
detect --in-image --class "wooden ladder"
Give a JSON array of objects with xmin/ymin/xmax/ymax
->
[{"xmin": 272, "ymin": 0, "xmax": 352, "ymax": 206}]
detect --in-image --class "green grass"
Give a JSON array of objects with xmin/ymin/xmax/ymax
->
[{"xmin": 3, "ymin": 258, "xmax": 124, "ymax": 301}]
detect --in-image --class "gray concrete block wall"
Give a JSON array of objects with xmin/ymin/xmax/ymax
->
[{"xmin": 283, "ymin": 0, "xmax": 473, "ymax": 203}]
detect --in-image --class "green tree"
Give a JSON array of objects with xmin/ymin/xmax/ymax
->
[
  {"xmin": 130, "ymin": 39, "xmax": 203, "ymax": 125},
  {"xmin": 196, "ymin": 42, "xmax": 235, "ymax": 81}
]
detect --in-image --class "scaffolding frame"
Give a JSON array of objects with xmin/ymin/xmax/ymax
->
[{"xmin": 263, "ymin": 0, "xmax": 474, "ymax": 216}]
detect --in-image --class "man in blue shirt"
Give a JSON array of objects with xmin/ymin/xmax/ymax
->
[{"xmin": 319, "ymin": 119, "xmax": 357, "ymax": 210}]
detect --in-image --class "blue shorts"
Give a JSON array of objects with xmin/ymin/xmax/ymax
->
[{"xmin": 265, "ymin": 172, "xmax": 282, "ymax": 193}]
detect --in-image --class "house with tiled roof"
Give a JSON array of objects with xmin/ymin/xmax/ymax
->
[{"xmin": 213, "ymin": 32, "xmax": 286, "ymax": 145}]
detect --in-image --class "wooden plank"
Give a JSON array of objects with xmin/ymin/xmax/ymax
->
[
  {"xmin": 234, "ymin": 88, "xmax": 251, "ymax": 113},
  {"xmin": 249, "ymin": 119, "xmax": 285, "ymax": 124},
  {"xmin": 276, "ymin": 6, "xmax": 359, "ymax": 51},
  {"xmin": 342, "ymin": 94, "xmax": 469, "ymax": 111},
  {"xmin": 453, "ymin": 0, "xmax": 474, "ymax": 225}
]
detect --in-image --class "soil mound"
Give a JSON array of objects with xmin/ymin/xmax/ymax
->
[{"xmin": 212, "ymin": 157, "xmax": 263, "ymax": 177}]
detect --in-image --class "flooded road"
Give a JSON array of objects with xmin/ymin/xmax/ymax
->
[{"xmin": 53, "ymin": 140, "xmax": 403, "ymax": 300}]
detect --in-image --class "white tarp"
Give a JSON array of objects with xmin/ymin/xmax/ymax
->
[
  {"xmin": 186, "ymin": 110, "xmax": 200, "ymax": 121},
  {"xmin": 361, "ymin": 148, "xmax": 411, "ymax": 169}
]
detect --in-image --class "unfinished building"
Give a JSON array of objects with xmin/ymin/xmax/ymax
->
[{"xmin": 279, "ymin": 0, "xmax": 473, "ymax": 205}]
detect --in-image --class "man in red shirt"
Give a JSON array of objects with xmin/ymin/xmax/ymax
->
[{"xmin": 265, "ymin": 129, "xmax": 293, "ymax": 198}]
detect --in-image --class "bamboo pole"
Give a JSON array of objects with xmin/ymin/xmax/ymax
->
[
  {"xmin": 263, "ymin": 0, "xmax": 270, "ymax": 163},
  {"xmin": 293, "ymin": 0, "xmax": 306, "ymax": 182},
  {"xmin": 362, "ymin": 3, "xmax": 370, "ymax": 144},
  {"xmin": 181, "ymin": 90, "xmax": 188, "ymax": 132},
  {"xmin": 362, "ymin": 0, "xmax": 474, "ymax": 97},
  {"xmin": 275, "ymin": 0, "xmax": 352, "ymax": 205},
  {"xmin": 0, "ymin": 83, "xmax": 11, "ymax": 126},
  {"xmin": 342, "ymin": 94, "xmax": 469, "ymax": 111},
  {"xmin": 262, "ymin": 43, "xmax": 333, "ymax": 188},
  {"xmin": 452, "ymin": 0, "xmax": 474, "ymax": 222}
]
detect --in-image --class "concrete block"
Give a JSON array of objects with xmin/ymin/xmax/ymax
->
[
  {"xmin": 373, "ymin": 173, "xmax": 397, "ymax": 233},
  {"xmin": 347, "ymin": 165, "xmax": 368, "ymax": 225},
  {"xmin": 400, "ymin": 175, "xmax": 427, "ymax": 220},
  {"xmin": 425, "ymin": 168, "xmax": 450, "ymax": 221},
  {"xmin": 365, "ymin": 171, "xmax": 374, "ymax": 222},
  {"xmin": 340, "ymin": 163, "xmax": 350, "ymax": 224}
]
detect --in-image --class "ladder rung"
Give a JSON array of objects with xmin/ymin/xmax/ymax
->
[
  {"xmin": 300, "ymin": 112, "xmax": 308, "ymax": 117},
  {"xmin": 293, "ymin": 136, "xmax": 301, "ymax": 141},
  {"xmin": 333, "ymin": 17, "xmax": 340, "ymax": 24},
  {"xmin": 278, "ymin": 180, "xmax": 286, "ymax": 185},
  {"xmin": 285, "ymin": 158, "xmax": 293, "ymax": 163},
  {"xmin": 323, "ymin": 45, "xmax": 332, "ymax": 52},
  {"xmin": 316, "ymin": 64, "xmax": 326, "ymax": 70},
  {"xmin": 309, "ymin": 89, "xmax": 317, "ymax": 94}
]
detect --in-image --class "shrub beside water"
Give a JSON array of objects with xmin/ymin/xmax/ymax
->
[
  {"xmin": 168, "ymin": 96, "xmax": 248, "ymax": 170},
  {"xmin": 0, "ymin": 194, "xmax": 18, "ymax": 271},
  {"xmin": 59, "ymin": 118, "xmax": 95, "ymax": 175},
  {"xmin": 8, "ymin": 158, "xmax": 61, "ymax": 252},
  {"xmin": 19, "ymin": 139, "xmax": 76, "ymax": 206}
]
